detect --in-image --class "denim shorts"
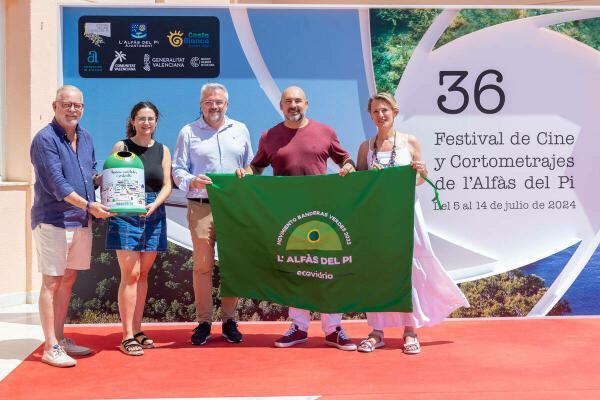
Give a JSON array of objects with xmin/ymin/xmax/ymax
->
[{"xmin": 105, "ymin": 192, "xmax": 167, "ymax": 252}]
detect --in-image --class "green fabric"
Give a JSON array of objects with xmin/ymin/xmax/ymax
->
[{"xmin": 206, "ymin": 166, "xmax": 416, "ymax": 313}]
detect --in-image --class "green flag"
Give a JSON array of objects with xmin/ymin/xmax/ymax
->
[{"xmin": 206, "ymin": 166, "xmax": 416, "ymax": 313}]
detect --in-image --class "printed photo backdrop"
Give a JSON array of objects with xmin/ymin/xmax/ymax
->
[{"xmin": 60, "ymin": 5, "xmax": 600, "ymax": 322}]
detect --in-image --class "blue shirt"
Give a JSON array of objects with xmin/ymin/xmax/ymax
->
[
  {"xmin": 30, "ymin": 119, "xmax": 98, "ymax": 229},
  {"xmin": 172, "ymin": 116, "xmax": 254, "ymax": 198}
]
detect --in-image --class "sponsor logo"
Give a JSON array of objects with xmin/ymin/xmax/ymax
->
[
  {"xmin": 167, "ymin": 30, "xmax": 184, "ymax": 47},
  {"xmin": 151, "ymin": 57, "xmax": 185, "ymax": 68},
  {"xmin": 84, "ymin": 22, "xmax": 110, "ymax": 47},
  {"xmin": 167, "ymin": 30, "xmax": 211, "ymax": 48},
  {"xmin": 109, "ymin": 51, "xmax": 136, "ymax": 72},
  {"xmin": 130, "ymin": 23, "xmax": 147, "ymax": 39},
  {"xmin": 143, "ymin": 54, "xmax": 151, "ymax": 71},
  {"xmin": 117, "ymin": 39, "xmax": 158, "ymax": 48},
  {"xmin": 83, "ymin": 50, "xmax": 102, "ymax": 72},
  {"xmin": 190, "ymin": 57, "xmax": 200, "ymax": 67},
  {"xmin": 87, "ymin": 50, "xmax": 98, "ymax": 64},
  {"xmin": 183, "ymin": 32, "xmax": 210, "ymax": 48},
  {"xmin": 275, "ymin": 211, "xmax": 353, "ymax": 280}
]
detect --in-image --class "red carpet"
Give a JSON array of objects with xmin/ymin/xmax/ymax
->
[{"xmin": 1, "ymin": 318, "xmax": 599, "ymax": 400}]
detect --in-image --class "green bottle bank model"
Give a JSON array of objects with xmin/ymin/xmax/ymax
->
[{"xmin": 101, "ymin": 151, "xmax": 146, "ymax": 215}]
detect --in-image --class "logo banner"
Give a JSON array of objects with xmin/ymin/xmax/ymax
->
[
  {"xmin": 206, "ymin": 166, "xmax": 416, "ymax": 313},
  {"xmin": 79, "ymin": 15, "xmax": 219, "ymax": 78}
]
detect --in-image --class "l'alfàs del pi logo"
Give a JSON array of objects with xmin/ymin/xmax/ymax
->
[{"xmin": 276, "ymin": 210, "xmax": 353, "ymax": 280}]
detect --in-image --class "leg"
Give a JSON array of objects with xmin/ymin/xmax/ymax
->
[
  {"xmin": 187, "ymin": 201, "xmax": 217, "ymax": 324},
  {"xmin": 274, "ymin": 308, "xmax": 310, "ymax": 347},
  {"xmin": 116, "ymin": 250, "xmax": 141, "ymax": 341},
  {"xmin": 320, "ymin": 313, "xmax": 342, "ymax": 335},
  {"xmin": 131, "ymin": 252, "xmax": 157, "ymax": 348},
  {"xmin": 39, "ymin": 275, "xmax": 61, "ymax": 351},
  {"xmin": 191, "ymin": 239, "xmax": 215, "ymax": 323},
  {"xmin": 133, "ymin": 252, "xmax": 157, "ymax": 333},
  {"xmin": 323, "ymin": 313, "xmax": 356, "ymax": 351},
  {"xmin": 187, "ymin": 201, "xmax": 217, "ymax": 345},
  {"xmin": 288, "ymin": 308, "xmax": 310, "ymax": 333},
  {"xmin": 53, "ymin": 268, "xmax": 78, "ymax": 341}
]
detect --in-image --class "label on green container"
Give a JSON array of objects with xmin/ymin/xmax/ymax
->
[{"xmin": 101, "ymin": 168, "xmax": 145, "ymax": 211}]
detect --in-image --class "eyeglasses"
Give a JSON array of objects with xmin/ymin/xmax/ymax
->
[
  {"xmin": 136, "ymin": 117, "xmax": 156, "ymax": 123},
  {"xmin": 58, "ymin": 102, "xmax": 84, "ymax": 111},
  {"xmin": 283, "ymin": 98, "xmax": 305, "ymax": 106},
  {"xmin": 201, "ymin": 100, "xmax": 227, "ymax": 107}
]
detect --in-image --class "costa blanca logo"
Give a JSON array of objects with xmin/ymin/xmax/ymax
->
[
  {"xmin": 190, "ymin": 57, "xmax": 200, "ymax": 67},
  {"xmin": 167, "ymin": 30, "xmax": 184, "ymax": 47},
  {"xmin": 276, "ymin": 211, "xmax": 353, "ymax": 280}
]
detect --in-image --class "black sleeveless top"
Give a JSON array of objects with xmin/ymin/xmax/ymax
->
[{"xmin": 123, "ymin": 138, "xmax": 164, "ymax": 193}]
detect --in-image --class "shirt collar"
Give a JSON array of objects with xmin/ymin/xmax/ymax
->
[
  {"xmin": 197, "ymin": 115, "xmax": 232, "ymax": 132},
  {"xmin": 50, "ymin": 118, "xmax": 83, "ymax": 139}
]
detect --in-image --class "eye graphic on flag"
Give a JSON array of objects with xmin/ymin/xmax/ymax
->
[{"xmin": 285, "ymin": 220, "xmax": 342, "ymax": 251}]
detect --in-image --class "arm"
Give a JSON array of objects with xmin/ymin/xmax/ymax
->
[
  {"xmin": 236, "ymin": 131, "xmax": 267, "ymax": 178},
  {"xmin": 328, "ymin": 130, "xmax": 355, "ymax": 176},
  {"xmin": 338, "ymin": 157, "xmax": 356, "ymax": 176},
  {"xmin": 145, "ymin": 145, "xmax": 173, "ymax": 216},
  {"xmin": 172, "ymin": 128, "xmax": 207, "ymax": 191},
  {"xmin": 64, "ymin": 191, "xmax": 114, "ymax": 218},
  {"xmin": 356, "ymin": 140, "xmax": 370, "ymax": 171},
  {"xmin": 408, "ymin": 134, "xmax": 427, "ymax": 186}
]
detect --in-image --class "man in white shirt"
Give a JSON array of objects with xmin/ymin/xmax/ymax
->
[{"xmin": 172, "ymin": 83, "xmax": 254, "ymax": 345}]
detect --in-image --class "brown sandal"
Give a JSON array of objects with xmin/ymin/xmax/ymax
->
[{"xmin": 120, "ymin": 338, "xmax": 144, "ymax": 356}]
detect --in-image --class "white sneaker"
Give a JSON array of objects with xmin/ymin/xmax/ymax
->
[
  {"xmin": 60, "ymin": 337, "xmax": 91, "ymax": 356},
  {"xmin": 41, "ymin": 345, "xmax": 76, "ymax": 367}
]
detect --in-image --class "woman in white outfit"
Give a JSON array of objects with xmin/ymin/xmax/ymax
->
[{"xmin": 356, "ymin": 92, "xmax": 469, "ymax": 354}]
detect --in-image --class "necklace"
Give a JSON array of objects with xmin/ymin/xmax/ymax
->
[{"xmin": 373, "ymin": 131, "xmax": 397, "ymax": 168}]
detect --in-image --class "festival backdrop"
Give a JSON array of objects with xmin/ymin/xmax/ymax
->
[{"xmin": 59, "ymin": 5, "xmax": 600, "ymax": 322}]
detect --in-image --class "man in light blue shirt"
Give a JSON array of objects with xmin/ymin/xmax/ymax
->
[{"xmin": 172, "ymin": 83, "xmax": 254, "ymax": 345}]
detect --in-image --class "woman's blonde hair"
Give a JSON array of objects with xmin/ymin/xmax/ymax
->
[{"xmin": 367, "ymin": 92, "xmax": 399, "ymax": 113}]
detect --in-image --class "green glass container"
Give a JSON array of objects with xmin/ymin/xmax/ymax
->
[{"xmin": 101, "ymin": 151, "xmax": 146, "ymax": 215}]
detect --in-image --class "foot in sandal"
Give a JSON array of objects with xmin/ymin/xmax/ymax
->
[
  {"xmin": 402, "ymin": 331, "xmax": 420, "ymax": 355},
  {"xmin": 357, "ymin": 330, "xmax": 385, "ymax": 353},
  {"xmin": 134, "ymin": 331, "xmax": 155, "ymax": 349},
  {"xmin": 120, "ymin": 338, "xmax": 144, "ymax": 356}
]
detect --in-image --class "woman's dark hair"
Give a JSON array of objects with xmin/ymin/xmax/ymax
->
[{"xmin": 126, "ymin": 101, "xmax": 160, "ymax": 138}]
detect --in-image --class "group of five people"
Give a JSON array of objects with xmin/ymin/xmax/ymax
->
[{"xmin": 30, "ymin": 83, "xmax": 468, "ymax": 367}]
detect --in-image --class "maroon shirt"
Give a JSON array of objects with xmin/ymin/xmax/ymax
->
[{"xmin": 251, "ymin": 120, "xmax": 350, "ymax": 176}]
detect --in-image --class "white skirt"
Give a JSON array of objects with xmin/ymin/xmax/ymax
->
[{"xmin": 367, "ymin": 201, "xmax": 470, "ymax": 329}]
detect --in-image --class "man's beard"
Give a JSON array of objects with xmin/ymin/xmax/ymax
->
[
  {"xmin": 284, "ymin": 108, "xmax": 304, "ymax": 122},
  {"xmin": 204, "ymin": 110, "xmax": 223, "ymax": 123}
]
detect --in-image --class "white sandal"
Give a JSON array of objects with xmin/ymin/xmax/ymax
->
[
  {"xmin": 402, "ymin": 331, "xmax": 420, "ymax": 355},
  {"xmin": 357, "ymin": 331, "xmax": 385, "ymax": 353}
]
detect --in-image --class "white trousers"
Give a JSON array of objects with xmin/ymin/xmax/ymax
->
[{"xmin": 289, "ymin": 307, "xmax": 342, "ymax": 335}]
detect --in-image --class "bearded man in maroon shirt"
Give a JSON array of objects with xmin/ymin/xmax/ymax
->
[{"xmin": 235, "ymin": 86, "xmax": 357, "ymax": 351}]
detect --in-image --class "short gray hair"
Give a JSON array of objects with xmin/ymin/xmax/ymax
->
[
  {"xmin": 55, "ymin": 85, "xmax": 83, "ymax": 101},
  {"xmin": 200, "ymin": 83, "xmax": 228, "ymax": 101}
]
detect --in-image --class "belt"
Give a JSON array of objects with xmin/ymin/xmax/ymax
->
[{"xmin": 188, "ymin": 198, "xmax": 210, "ymax": 204}]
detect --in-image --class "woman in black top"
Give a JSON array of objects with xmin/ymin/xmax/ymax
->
[{"xmin": 105, "ymin": 102, "xmax": 172, "ymax": 356}]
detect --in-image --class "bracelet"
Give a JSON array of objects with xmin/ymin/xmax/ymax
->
[{"xmin": 85, "ymin": 201, "xmax": 91, "ymax": 212}]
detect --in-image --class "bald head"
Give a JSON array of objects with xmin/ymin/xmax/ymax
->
[
  {"xmin": 281, "ymin": 86, "xmax": 306, "ymax": 102},
  {"xmin": 280, "ymin": 86, "xmax": 308, "ymax": 127},
  {"xmin": 55, "ymin": 85, "xmax": 83, "ymax": 102}
]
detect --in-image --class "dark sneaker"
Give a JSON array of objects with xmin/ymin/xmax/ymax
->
[
  {"xmin": 191, "ymin": 322, "xmax": 211, "ymax": 345},
  {"xmin": 274, "ymin": 324, "xmax": 308, "ymax": 348},
  {"xmin": 222, "ymin": 319, "xmax": 243, "ymax": 343},
  {"xmin": 325, "ymin": 326, "xmax": 357, "ymax": 351}
]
